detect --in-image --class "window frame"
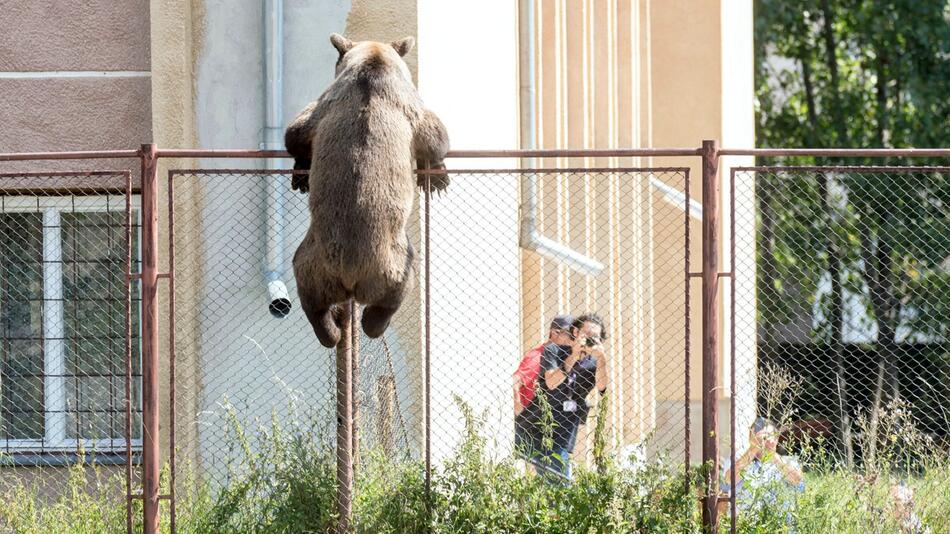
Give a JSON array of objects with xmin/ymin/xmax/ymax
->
[{"xmin": 0, "ymin": 193, "xmax": 143, "ymax": 454}]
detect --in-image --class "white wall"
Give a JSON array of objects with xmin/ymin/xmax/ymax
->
[
  {"xmin": 720, "ymin": 0, "xmax": 757, "ymax": 454},
  {"xmin": 190, "ymin": 0, "xmax": 353, "ymax": 478},
  {"xmin": 417, "ymin": 0, "xmax": 521, "ymax": 462}
]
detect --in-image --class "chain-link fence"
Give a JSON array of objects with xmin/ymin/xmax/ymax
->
[
  {"xmin": 426, "ymin": 167, "xmax": 692, "ymax": 479},
  {"xmin": 0, "ymin": 171, "xmax": 140, "ymax": 529},
  {"xmin": 727, "ymin": 166, "xmax": 949, "ymax": 533},
  {"xmin": 168, "ymin": 168, "xmax": 423, "ymax": 532},
  {"xmin": 1, "ymin": 148, "xmax": 948, "ymax": 534}
]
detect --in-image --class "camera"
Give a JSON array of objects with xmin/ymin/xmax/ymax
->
[{"xmin": 584, "ymin": 337, "xmax": 598, "ymax": 347}]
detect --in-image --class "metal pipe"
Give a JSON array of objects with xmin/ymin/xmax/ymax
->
[
  {"xmin": 139, "ymin": 144, "xmax": 161, "ymax": 534},
  {"xmin": 0, "ymin": 150, "xmax": 140, "ymax": 161},
  {"xmin": 336, "ymin": 300, "xmax": 354, "ymax": 533},
  {"xmin": 729, "ymin": 162, "xmax": 738, "ymax": 534},
  {"xmin": 518, "ymin": 0, "xmax": 603, "ymax": 276},
  {"xmin": 424, "ymin": 174, "xmax": 432, "ymax": 516},
  {"xmin": 719, "ymin": 147, "xmax": 950, "ymax": 157},
  {"xmin": 124, "ymin": 170, "xmax": 134, "ymax": 534},
  {"xmin": 701, "ymin": 140, "xmax": 721, "ymax": 533},
  {"xmin": 683, "ymin": 165, "xmax": 692, "ymax": 496},
  {"xmin": 167, "ymin": 171, "xmax": 178, "ymax": 532},
  {"xmin": 6, "ymin": 146, "xmax": 950, "ymax": 162},
  {"xmin": 263, "ymin": 0, "xmax": 291, "ymax": 318}
]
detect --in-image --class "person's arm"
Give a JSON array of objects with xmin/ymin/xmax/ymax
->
[
  {"xmin": 543, "ymin": 344, "xmax": 578, "ymax": 390},
  {"xmin": 590, "ymin": 346, "xmax": 608, "ymax": 393},
  {"xmin": 768, "ymin": 454, "xmax": 804, "ymax": 487},
  {"xmin": 723, "ymin": 447, "xmax": 757, "ymax": 488},
  {"xmin": 513, "ymin": 375, "xmax": 524, "ymax": 416}
]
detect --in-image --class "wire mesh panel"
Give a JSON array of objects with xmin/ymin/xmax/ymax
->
[
  {"xmin": 424, "ymin": 167, "xmax": 692, "ymax": 487},
  {"xmin": 168, "ymin": 169, "xmax": 422, "ymax": 532},
  {"xmin": 729, "ymin": 166, "xmax": 950, "ymax": 532},
  {"xmin": 0, "ymin": 171, "xmax": 140, "ymax": 525}
]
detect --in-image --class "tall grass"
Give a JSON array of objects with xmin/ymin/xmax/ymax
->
[{"xmin": 2, "ymin": 396, "xmax": 947, "ymax": 533}]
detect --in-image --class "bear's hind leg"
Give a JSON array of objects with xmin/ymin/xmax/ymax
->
[
  {"xmin": 362, "ymin": 297, "xmax": 403, "ymax": 339},
  {"xmin": 299, "ymin": 285, "xmax": 342, "ymax": 348},
  {"xmin": 359, "ymin": 246, "xmax": 415, "ymax": 339}
]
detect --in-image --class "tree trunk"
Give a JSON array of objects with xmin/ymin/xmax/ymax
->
[
  {"xmin": 805, "ymin": 13, "xmax": 855, "ymax": 462},
  {"xmin": 758, "ymin": 179, "xmax": 779, "ymax": 347},
  {"xmin": 819, "ymin": 0, "xmax": 848, "ymax": 143},
  {"xmin": 817, "ymin": 171, "xmax": 852, "ymax": 466},
  {"xmin": 861, "ymin": 211, "xmax": 900, "ymax": 468}
]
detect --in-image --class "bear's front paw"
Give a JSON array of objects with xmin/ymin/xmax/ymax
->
[
  {"xmin": 291, "ymin": 158, "xmax": 311, "ymax": 193},
  {"xmin": 417, "ymin": 161, "xmax": 450, "ymax": 194},
  {"xmin": 291, "ymin": 171, "xmax": 310, "ymax": 193}
]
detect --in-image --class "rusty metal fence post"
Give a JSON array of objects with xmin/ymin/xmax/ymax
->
[
  {"xmin": 336, "ymin": 300, "xmax": 354, "ymax": 533},
  {"xmin": 701, "ymin": 140, "xmax": 721, "ymax": 533},
  {"xmin": 139, "ymin": 144, "xmax": 161, "ymax": 534}
]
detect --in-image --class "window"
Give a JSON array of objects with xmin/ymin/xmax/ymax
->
[{"xmin": 0, "ymin": 194, "xmax": 141, "ymax": 454}]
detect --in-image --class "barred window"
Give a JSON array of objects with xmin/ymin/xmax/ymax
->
[{"xmin": 0, "ymin": 195, "xmax": 141, "ymax": 454}]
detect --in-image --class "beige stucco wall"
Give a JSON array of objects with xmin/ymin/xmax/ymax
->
[
  {"xmin": 0, "ymin": 0, "xmax": 150, "ymax": 173},
  {"xmin": 148, "ymin": 0, "xmax": 202, "ymax": 474},
  {"xmin": 523, "ymin": 0, "xmax": 755, "ymax": 463},
  {"xmin": 0, "ymin": 0, "xmax": 155, "ymax": 494}
]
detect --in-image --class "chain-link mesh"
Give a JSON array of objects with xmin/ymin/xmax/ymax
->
[
  {"xmin": 728, "ymin": 166, "xmax": 949, "ymax": 531},
  {"xmin": 426, "ymin": 168, "xmax": 691, "ymax": 482},
  {"xmin": 5, "ymin": 158, "xmax": 943, "ymax": 533},
  {"xmin": 0, "ymin": 171, "xmax": 139, "ymax": 520},
  {"xmin": 169, "ymin": 169, "xmax": 422, "ymax": 531},
  {"xmin": 165, "ymin": 166, "xmax": 695, "ymax": 529}
]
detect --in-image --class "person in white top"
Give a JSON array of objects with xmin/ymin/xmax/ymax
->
[{"xmin": 721, "ymin": 417, "xmax": 804, "ymax": 522}]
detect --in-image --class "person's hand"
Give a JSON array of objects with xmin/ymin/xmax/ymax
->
[
  {"xmin": 742, "ymin": 442, "xmax": 761, "ymax": 461},
  {"xmin": 569, "ymin": 337, "xmax": 587, "ymax": 361},
  {"xmin": 756, "ymin": 428, "xmax": 779, "ymax": 461},
  {"xmin": 747, "ymin": 432, "xmax": 764, "ymax": 460},
  {"xmin": 587, "ymin": 342, "xmax": 606, "ymax": 362}
]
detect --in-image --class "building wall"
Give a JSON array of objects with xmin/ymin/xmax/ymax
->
[
  {"xmin": 0, "ymin": 0, "xmax": 151, "ymax": 171},
  {"xmin": 417, "ymin": 0, "xmax": 521, "ymax": 462},
  {"xmin": 0, "ymin": 0, "xmax": 153, "ymax": 488},
  {"xmin": 0, "ymin": 0, "xmax": 756, "ymax": 479},
  {"xmin": 524, "ymin": 0, "xmax": 756, "ymax": 462}
]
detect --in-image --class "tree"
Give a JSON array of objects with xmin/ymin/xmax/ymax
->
[{"xmin": 754, "ymin": 0, "xmax": 950, "ymax": 465}]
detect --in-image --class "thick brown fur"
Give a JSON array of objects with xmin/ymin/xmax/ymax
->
[{"xmin": 285, "ymin": 33, "xmax": 450, "ymax": 348}]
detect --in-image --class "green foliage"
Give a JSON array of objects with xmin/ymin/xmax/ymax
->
[
  {"xmin": 754, "ymin": 0, "xmax": 950, "ymax": 335},
  {"xmin": 755, "ymin": 0, "xmax": 950, "ymax": 154},
  {"xmin": 754, "ymin": 3, "xmax": 950, "ymax": 457},
  {"xmin": 3, "ymin": 401, "xmax": 948, "ymax": 533},
  {"xmin": 0, "ymin": 457, "xmax": 126, "ymax": 534}
]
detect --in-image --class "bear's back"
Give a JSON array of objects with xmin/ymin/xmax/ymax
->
[{"xmin": 306, "ymin": 60, "xmax": 421, "ymax": 280}]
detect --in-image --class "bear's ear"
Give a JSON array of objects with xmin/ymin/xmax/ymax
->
[
  {"xmin": 330, "ymin": 33, "xmax": 353, "ymax": 55},
  {"xmin": 391, "ymin": 36, "xmax": 415, "ymax": 57}
]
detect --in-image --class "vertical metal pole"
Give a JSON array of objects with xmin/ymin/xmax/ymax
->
[
  {"xmin": 336, "ymin": 300, "xmax": 354, "ymax": 534},
  {"xmin": 729, "ymin": 172, "xmax": 737, "ymax": 534},
  {"xmin": 683, "ymin": 167, "xmax": 692, "ymax": 496},
  {"xmin": 124, "ymin": 170, "xmax": 134, "ymax": 534},
  {"xmin": 139, "ymin": 143, "xmax": 161, "ymax": 534},
  {"xmin": 423, "ymin": 172, "xmax": 432, "ymax": 518},
  {"xmin": 167, "ymin": 172, "xmax": 178, "ymax": 533},
  {"xmin": 351, "ymin": 305, "xmax": 361, "ymax": 474},
  {"xmin": 701, "ymin": 140, "xmax": 721, "ymax": 534}
]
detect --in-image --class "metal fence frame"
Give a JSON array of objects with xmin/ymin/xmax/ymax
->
[{"xmin": 2, "ymin": 142, "xmax": 948, "ymax": 534}]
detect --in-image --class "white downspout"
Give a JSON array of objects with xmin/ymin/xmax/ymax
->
[
  {"xmin": 264, "ymin": 0, "xmax": 291, "ymax": 317},
  {"xmin": 518, "ymin": 0, "xmax": 603, "ymax": 277}
]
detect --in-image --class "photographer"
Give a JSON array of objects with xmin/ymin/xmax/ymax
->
[
  {"xmin": 720, "ymin": 417, "xmax": 804, "ymax": 522},
  {"xmin": 534, "ymin": 313, "xmax": 609, "ymax": 481}
]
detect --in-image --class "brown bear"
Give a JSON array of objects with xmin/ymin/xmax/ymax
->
[{"xmin": 285, "ymin": 33, "xmax": 450, "ymax": 348}]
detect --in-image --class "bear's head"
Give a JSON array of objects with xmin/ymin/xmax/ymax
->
[{"xmin": 329, "ymin": 33, "xmax": 414, "ymax": 81}]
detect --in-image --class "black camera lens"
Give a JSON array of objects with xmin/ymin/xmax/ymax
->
[{"xmin": 584, "ymin": 337, "xmax": 597, "ymax": 347}]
